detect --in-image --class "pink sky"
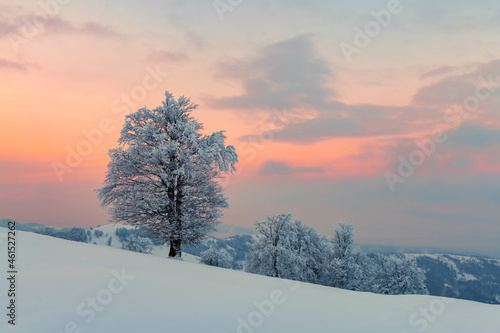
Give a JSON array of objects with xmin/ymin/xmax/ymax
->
[{"xmin": 1, "ymin": 0, "xmax": 500, "ymax": 256}]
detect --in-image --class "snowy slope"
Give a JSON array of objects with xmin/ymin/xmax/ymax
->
[
  {"xmin": 1, "ymin": 230, "xmax": 499, "ymax": 333},
  {"xmin": 86, "ymin": 223, "xmax": 200, "ymax": 263}
]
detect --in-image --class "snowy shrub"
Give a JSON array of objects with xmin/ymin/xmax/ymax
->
[
  {"xmin": 115, "ymin": 227, "xmax": 134, "ymax": 242},
  {"xmin": 200, "ymin": 248, "xmax": 233, "ymax": 268},
  {"xmin": 370, "ymin": 255, "xmax": 428, "ymax": 295},
  {"xmin": 121, "ymin": 236, "xmax": 153, "ymax": 254},
  {"xmin": 245, "ymin": 214, "xmax": 327, "ymax": 283},
  {"xmin": 323, "ymin": 223, "xmax": 371, "ymax": 291}
]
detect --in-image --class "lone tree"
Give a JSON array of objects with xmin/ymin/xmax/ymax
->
[{"xmin": 97, "ymin": 92, "xmax": 237, "ymax": 257}]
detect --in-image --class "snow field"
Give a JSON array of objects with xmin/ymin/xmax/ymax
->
[{"xmin": 1, "ymin": 230, "xmax": 499, "ymax": 333}]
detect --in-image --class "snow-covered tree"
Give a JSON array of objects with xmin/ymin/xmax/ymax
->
[
  {"xmin": 245, "ymin": 214, "xmax": 327, "ymax": 283},
  {"xmin": 97, "ymin": 92, "xmax": 238, "ymax": 257},
  {"xmin": 200, "ymin": 248, "xmax": 232, "ymax": 268},
  {"xmin": 245, "ymin": 213, "xmax": 292, "ymax": 278},
  {"xmin": 283, "ymin": 219, "xmax": 327, "ymax": 283},
  {"xmin": 324, "ymin": 223, "xmax": 370, "ymax": 291},
  {"xmin": 371, "ymin": 255, "xmax": 428, "ymax": 295},
  {"xmin": 122, "ymin": 236, "xmax": 154, "ymax": 254}
]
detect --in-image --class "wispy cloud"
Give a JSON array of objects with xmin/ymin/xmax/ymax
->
[
  {"xmin": 148, "ymin": 50, "xmax": 190, "ymax": 63},
  {"xmin": 0, "ymin": 58, "xmax": 26, "ymax": 71},
  {"xmin": 413, "ymin": 59, "xmax": 500, "ymax": 108},
  {"xmin": 419, "ymin": 65, "xmax": 457, "ymax": 80},
  {"xmin": 208, "ymin": 35, "xmax": 334, "ymax": 111},
  {"xmin": 0, "ymin": 5, "xmax": 124, "ymax": 41},
  {"xmin": 43, "ymin": 17, "xmax": 124, "ymax": 39},
  {"xmin": 259, "ymin": 160, "xmax": 325, "ymax": 176},
  {"xmin": 446, "ymin": 125, "xmax": 500, "ymax": 149}
]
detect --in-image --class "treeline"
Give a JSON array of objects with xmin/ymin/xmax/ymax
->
[
  {"xmin": 0, "ymin": 220, "xmax": 96, "ymax": 243},
  {"xmin": 205, "ymin": 213, "xmax": 428, "ymax": 296}
]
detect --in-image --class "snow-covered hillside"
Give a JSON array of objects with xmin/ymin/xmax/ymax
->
[
  {"xmin": 1, "ymin": 230, "xmax": 499, "ymax": 333},
  {"xmin": 86, "ymin": 223, "xmax": 200, "ymax": 263}
]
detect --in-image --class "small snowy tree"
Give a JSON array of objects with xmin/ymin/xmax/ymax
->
[
  {"xmin": 200, "ymin": 248, "xmax": 232, "ymax": 268},
  {"xmin": 97, "ymin": 92, "xmax": 238, "ymax": 257},
  {"xmin": 122, "ymin": 236, "xmax": 154, "ymax": 254},
  {"xmin": 371, "ymin": 255, "xmax": 428, "ymax": 295},
  {"xmin": 245, "ymin": 214, "xmax": 326, "ymax": 283},
  {"xmin": 283, "ymin": 219, "xmax": 327, "ymax": 283},
  {"xmin": 324, "ymin": 223, "xmax": 369, "ymax": 291},
  {"xmin": 245, "ymin": 213, "xmax": 292, "ymax": 278}
]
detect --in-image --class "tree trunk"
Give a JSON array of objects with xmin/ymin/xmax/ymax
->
[
  {"xmin": 273, "ymin": 248, "xmax": 279, "ymax": 277},
  {"xmin": 169, "ymin": 239, "xmax": 182, "ymax": 258},
  {"xmin": 169, "ymin": 176, "xmax": 184, "ymax": 259}
]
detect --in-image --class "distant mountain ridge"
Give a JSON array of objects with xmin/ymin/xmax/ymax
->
[
  {"xmin": 408, "ymin": 253, "xmax": 500, "ymax": 305},
  {"xmin": 211, "ymin": 223, "xmax": 257, "ymax": 238}
]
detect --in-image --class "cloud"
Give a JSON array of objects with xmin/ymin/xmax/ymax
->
[
  {"xmin": 419, "ymin": 66, "xmax": 457, "ymax": 80},
  {"xmin": 209, "ymin": 36, "xmax": 500, "ymax": 146},
  {"xmin": 0, "ymin": 5, "xmax": 124, "ymax": 40},
  {"xmin": 413, "ymin": 59, "xmax": 500, "ymax": 107},
  {"xmin": 378, "ymin": 122, "xmax": 500, "ymax": 177},
  {"xmin": 0, "ymin": 58, "xmax": 26, "ymax": 71},
  {"xmin": 148, "ymin": 50, "xmax": 190, "ymax": 63},
  {"xmin": 446, "ymin": 125, "xmax": 500, "ymax": 149},
  {"xmin": 208, "ymin": 35, "xmax": 447, "ymax": 144},
  {"xmin": 208, "ymin": 35, "xmax": 334, "ymax": 110},
  {"xmin": 447, "ymin": 155, "xmax": 475, "ymax": 168},
  {"xmin": 43, "ymin": 17, "xmax": 124, "ymax": 39},
  {"xmin": 75, "ymin": 21, "xmax": 123, "ymax": 39},
  {"xmin": 0, "ymin": 21, "xmax": 15, "ymax": 37},
  {"xmin": 265, "ymin": 116, "xmax": 364, "ymax": 144},
  {"xmin": 185, "ymin": 30, "xmax": 206, "ymax": 49},
  {"xmin": 238, "ymin": 102, "xmax": 442, "ymax": 144},
  {"xmin": 259, "ymin": 160, "xmax": 324, "ymax": 176}
]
